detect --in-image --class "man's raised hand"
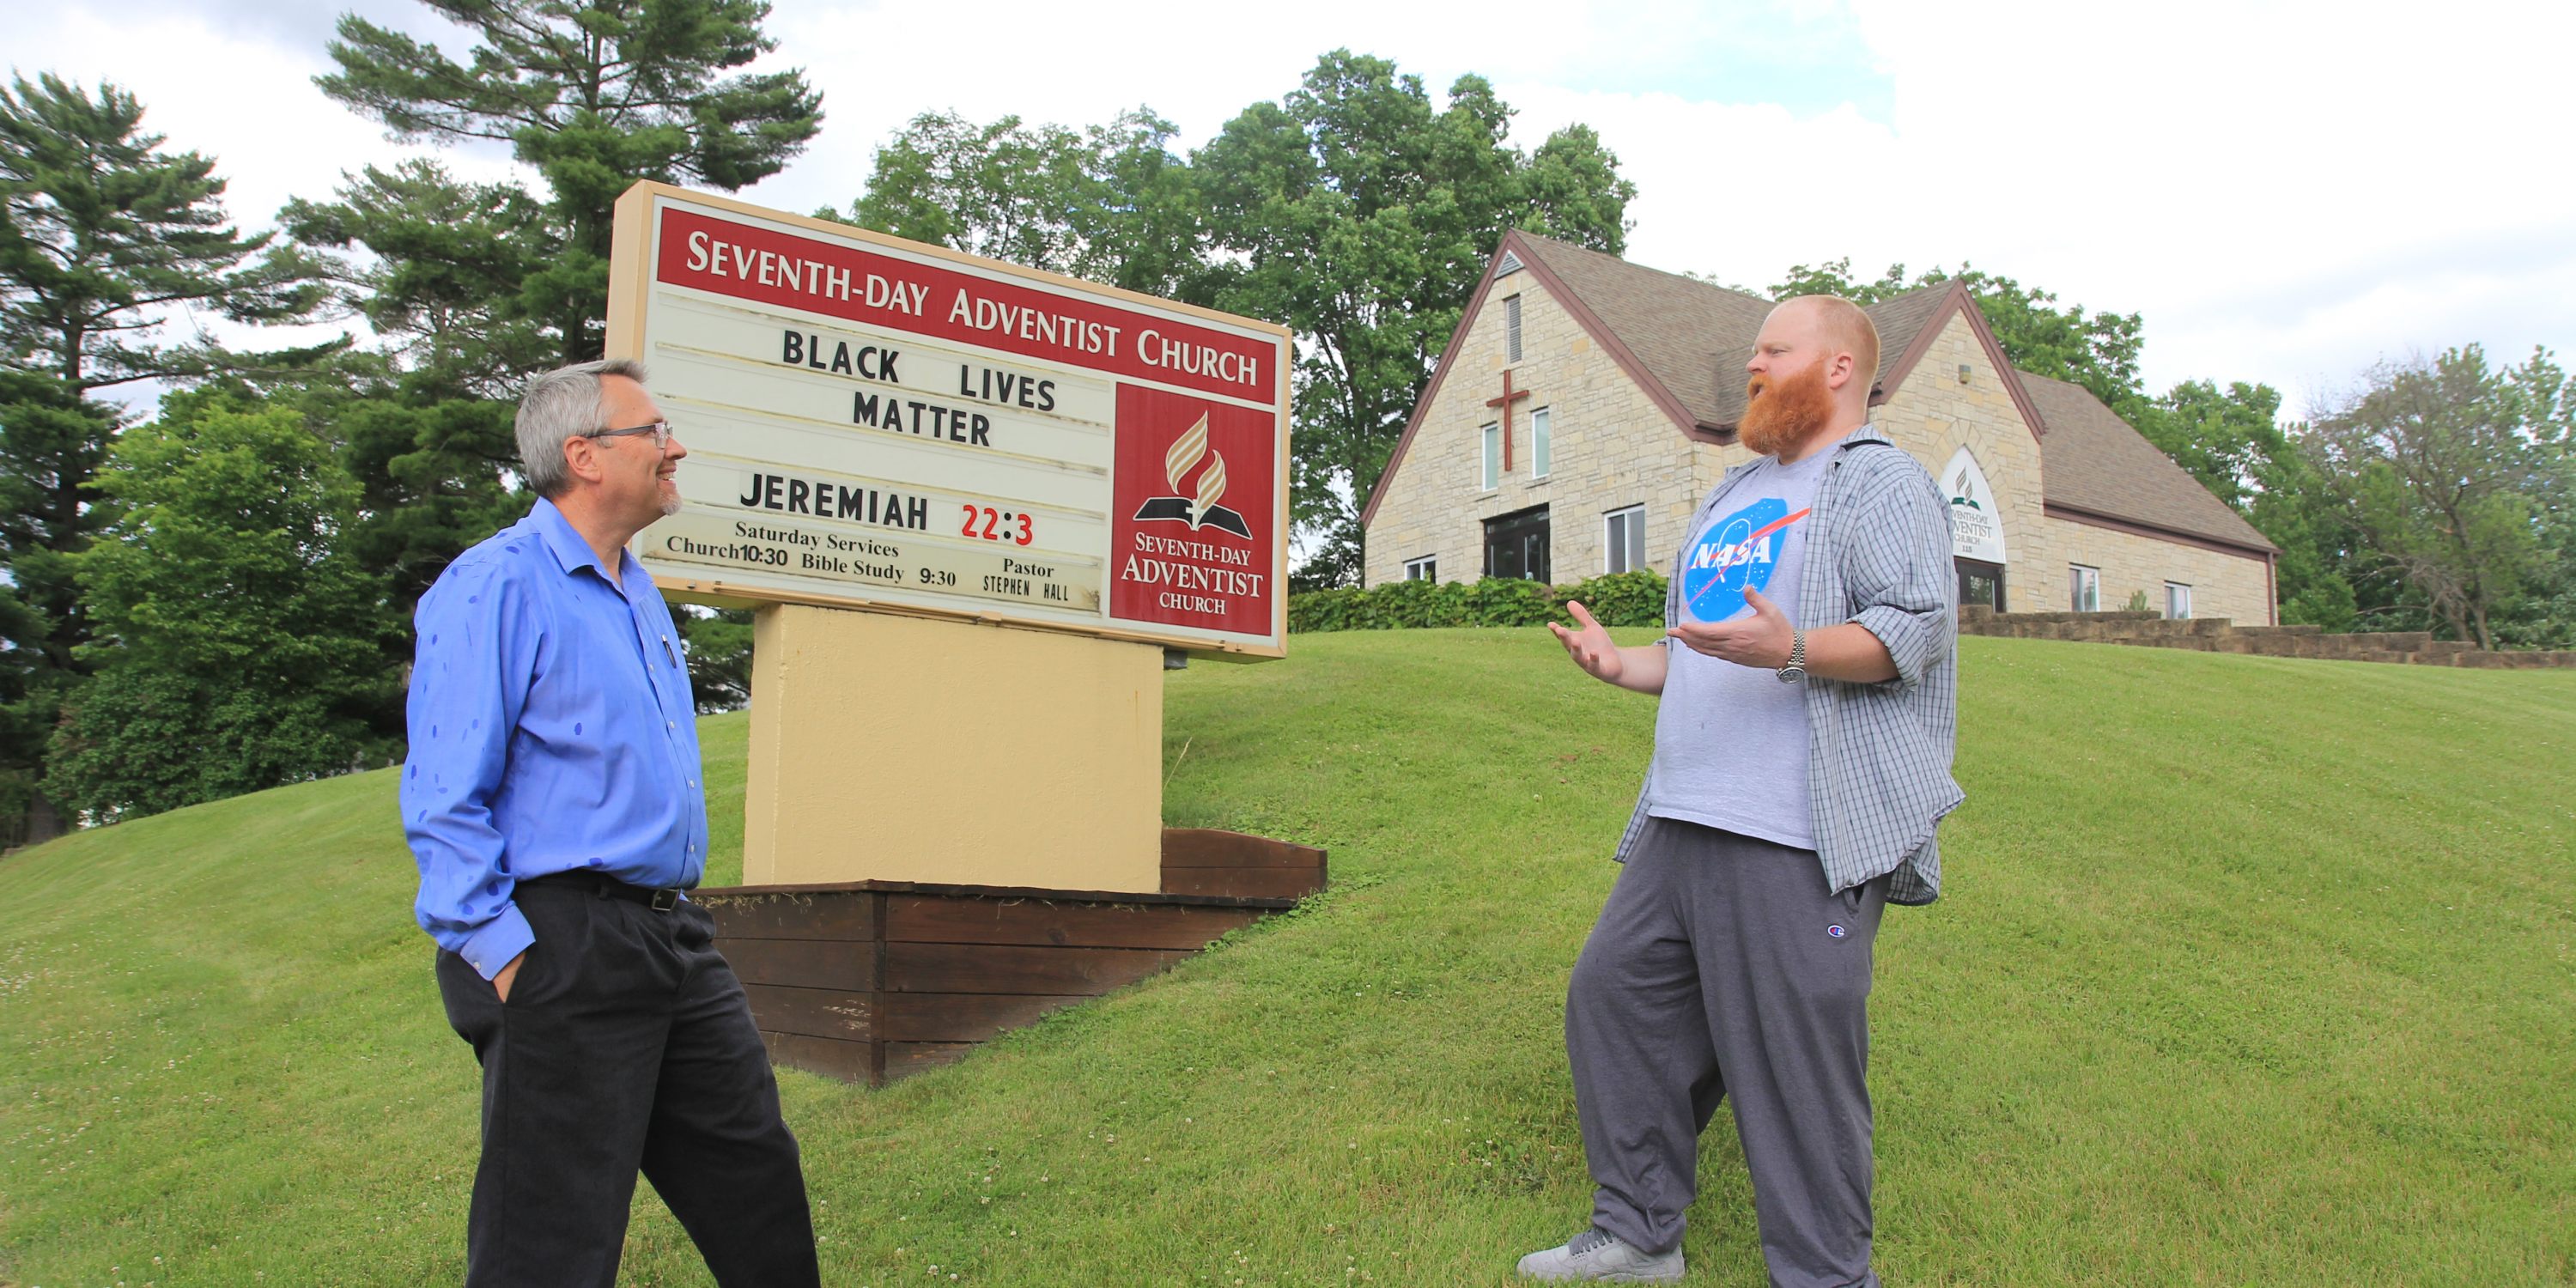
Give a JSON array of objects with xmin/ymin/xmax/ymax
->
[
  {"xmin": 1550, "ymin": 599, "xmax": 1624, "ymax": 682},
  {"xmin": 1668, "ymin": 586, "xmax": 1795, "ymax": 668}
]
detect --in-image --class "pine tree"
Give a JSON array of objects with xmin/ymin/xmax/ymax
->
[
  {"xmin": 316, "ymin": 0, "xmax": 824, "ymax": 364},
  {"xmin": 0, "ymin": 74, "xmax": 328, "ymax": 841}
]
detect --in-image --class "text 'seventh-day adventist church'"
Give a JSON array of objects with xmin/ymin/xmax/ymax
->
[{"xmin": 1363, "ymin": 233, "xmax": 2278, "ymax": 622}]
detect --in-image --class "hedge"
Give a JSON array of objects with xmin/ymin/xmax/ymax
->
[{"xmin": 1287, "ymin": 570, "xmax": 1668, "ymax": 633}]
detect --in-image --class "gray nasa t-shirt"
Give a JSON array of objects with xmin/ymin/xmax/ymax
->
[{"xmin": 1643, "ymin": 447, "xmax": 1834, "ymax": 849}]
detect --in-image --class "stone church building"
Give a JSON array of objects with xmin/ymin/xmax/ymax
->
[{"xmin": 1361, "ymin": 232, "xmax": 2278, "ymax": 624}]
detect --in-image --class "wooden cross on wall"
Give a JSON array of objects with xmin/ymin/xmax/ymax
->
[{"xmin": 1487, "ymin": 368, "xmax": 1531, "ymax": 472}]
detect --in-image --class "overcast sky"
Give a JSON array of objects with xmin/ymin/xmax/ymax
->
[{"xmin": 7, "ymin": 0, "xmax": 2570, "ymax": 420}]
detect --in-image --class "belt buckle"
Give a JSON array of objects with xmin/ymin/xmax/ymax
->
[{"xmin": 649, "ymin": 888, "xmax": 679, "ymax": 913}]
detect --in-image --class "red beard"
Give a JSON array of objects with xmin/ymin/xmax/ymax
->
[{"xmin": 1739, "ymin": 360, "xmax": 1835, "ymax": 458}]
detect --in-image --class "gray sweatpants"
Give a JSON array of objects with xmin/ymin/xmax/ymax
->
[{"xmin": 1565, "ymin": 817, "xmax": 1887, "ymax": 1288}]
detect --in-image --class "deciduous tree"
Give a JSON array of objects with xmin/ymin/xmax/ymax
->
[
  {"xmin": 1770, "ymin": 258, "xmax": 2144, "ymax": 412},
  {"xmin": 836, "ymin": 106, "xmax": 1217, "ymax": 304},
  {"xmin": 2303, "ymin": 346, "xmax": 2557, "ymax": 648},
  {"xmin": 1196, "ymin": 52, "xmax": 1636, "ymax": 585},
  {"xmin": 46, "ymin": 393, "xmax": 400, "ymax": 822}
]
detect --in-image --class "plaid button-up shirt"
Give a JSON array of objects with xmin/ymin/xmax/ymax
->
[{"xmin": 1614, "ymin": 424, "xmax": 1963, "ymax": 906}]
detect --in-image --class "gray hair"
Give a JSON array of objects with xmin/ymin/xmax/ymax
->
[{"xmin": 516, "ymin": 358, "xmax": 650, "ymax": 496}]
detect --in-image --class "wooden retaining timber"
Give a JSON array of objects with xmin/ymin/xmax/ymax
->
[{"xmin": 698, "ymin": 828, "xmax": 1327, "ymax": 1085}]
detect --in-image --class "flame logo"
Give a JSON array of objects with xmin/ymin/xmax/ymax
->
[{"xmin": 1163, "ymin": 413, "xmax": 1228, "ymax": 532}]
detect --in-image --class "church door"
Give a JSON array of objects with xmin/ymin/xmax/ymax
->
[
  {"xmin": 1957, "ymin": 557, "xmax": 2006, "ymax": 611},
  {"xmin": 1484, "ymin": 505, "xmax": 1552, "ymax": 581}
]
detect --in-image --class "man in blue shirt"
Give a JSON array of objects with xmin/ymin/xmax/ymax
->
[{"xmin": 404, "ymin": 358, "xmax": 819, "ymax": 1286}]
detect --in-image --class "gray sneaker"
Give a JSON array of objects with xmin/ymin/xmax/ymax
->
[{"xmin": 1516, "ymin": 1228, "xmax": 1686, "ymax": 1283}]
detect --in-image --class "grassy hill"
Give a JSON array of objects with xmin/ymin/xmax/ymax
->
[{"xmin": 3, "ymin": 630, "xmax": 2571, "ymax": 1286}]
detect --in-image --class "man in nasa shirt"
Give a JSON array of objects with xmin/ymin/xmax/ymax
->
[{"xmin": 1524, "ymin": 296, "xmax": 1962, "ymax": 1286}]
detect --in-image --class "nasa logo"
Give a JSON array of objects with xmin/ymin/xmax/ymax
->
[{"xmin": 1680, "ymin": 497, "xmax": 1811, "ymax": 623}]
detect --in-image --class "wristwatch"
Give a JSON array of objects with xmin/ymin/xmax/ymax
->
[{"xmin": 1776, "ymin": 627, "xmax": 1807, "ymax": 683}]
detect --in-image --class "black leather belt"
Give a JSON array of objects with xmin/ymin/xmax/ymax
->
[{"xmin": 519, "ymin": 870, "xmax": 687, "ymax": 912}]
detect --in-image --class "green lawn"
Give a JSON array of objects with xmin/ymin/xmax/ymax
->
[{"xmin": 3, "ymin": 631, "xmax": 2571, "ymax": 1286}]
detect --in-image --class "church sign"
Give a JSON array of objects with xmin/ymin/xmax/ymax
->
[
  {"xmin": 1941, "ymin": 447, "xmax": 2008, "ymax": 564},
  {"xmin": 605, "ymin": 183, "xmax": 1291, "ymax": 657}
]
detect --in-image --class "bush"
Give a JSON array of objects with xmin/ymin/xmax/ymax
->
[
  {"xmin": 1557, "ymin": 571, "xmax": 1667, "ymax": 627},
  {"xmin": 1286, "ymin": 570, "xmax": 1668, "ymax": 634}
]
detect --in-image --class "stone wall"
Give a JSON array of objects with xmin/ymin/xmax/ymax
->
[
  {"xmin": 1868, "ymin": 308, "xmax": 2049, "ymax": 592},
  {"xmin": 1367, "ymin": 282, "xmax": 2278, "ymax": 631},
  {"xmin": 1363, "ymin": 272, "xmax": 1722, "ymax": 586},
  {"xmin": 2042, "ymin": 516, "xmax": 2273, "ymax": 623},
  {"xmin": 1959, "ymin": 606, "xmax": 2575, "ymax": 668}
]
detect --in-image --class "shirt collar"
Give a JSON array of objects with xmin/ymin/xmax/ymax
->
[
  {"xmin": 530, "ymin": 495, "xmax": 609, "ymax": 578},
  {"xmin": 1835, "ymin": 422, "xmax": 1893, "ymax": 451}
]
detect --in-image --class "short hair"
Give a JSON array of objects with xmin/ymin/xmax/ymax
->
[
  {"xmin": 516, "ymin": 358, "xmax": 650, "ymax": 497},
  {"xmin": 1783, "ymin": 295, "xmax": 1882, "ymax": 393}
]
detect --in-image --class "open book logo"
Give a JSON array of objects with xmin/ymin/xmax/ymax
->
[{"xmin": 1131, "ymin": 412, "xmax": 1252, "ymax": 538}]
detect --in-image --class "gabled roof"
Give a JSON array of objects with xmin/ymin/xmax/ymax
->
[
  {"xmin": 1360, "ymin": 230, "xmax": 2032, "ymax": 525},
  {"xmin": 1363, "ymin": 233, "xmax": 2275, "ymax": 562},
  {"xmin": 2016, "ymin": 372, "xmax": 2278, "ymax": 554}
]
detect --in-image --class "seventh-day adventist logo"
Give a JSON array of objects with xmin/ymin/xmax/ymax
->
[
  {"xmin": 1129, "ymin": 412, "xmax": 1251, "ymax": 539},
  {"xmin": 1680, "ymin": 497, "xmax": 1811, "ymax": 623}
]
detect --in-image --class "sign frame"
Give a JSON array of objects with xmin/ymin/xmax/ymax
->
[{"xmin": 605, "ymin": 181, "xmax": 1293, "ymax": 659}]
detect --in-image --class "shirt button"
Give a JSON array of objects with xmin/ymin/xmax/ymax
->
[{"xmin": 665, "ymin": 720, "xmax": 675, "ymax": 730}]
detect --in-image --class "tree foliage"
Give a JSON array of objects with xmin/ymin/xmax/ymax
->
[
  {"xmin": 1196, "ymin": 52, "xmax": 1637, "ymax": 586},
  {"xmin": 318, "ymin": 0, "xmax": 825, "ymax": 364},
  {"xmin": 46, "ymin": 393, "xmax": 399, "ymax": 822},
  {"xmin": 837, "ymin": 107, "xmax": 1216, "ymax": 304},
  {"xmin": 0, "ymin": 74, "xmax": 330, "ymax": 840},
  {"xmin": 283, "ymin": 161, "xmax": 544, "ymax": 612},
  {"xmin": 1771, "ymin": 257, "xmax": 2145, "ymax": 413},
  {"xmin": 2300, "ymin": 346, "xmax": 2567, "ymax": 648},
  {"xmin": 835, "ymin": 53, "xmax": 1639, "ymax": 588}
]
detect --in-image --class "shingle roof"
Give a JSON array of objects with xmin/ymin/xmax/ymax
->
[
  {"xmin": 1513, "ymin": 233, "xmax": 1774, "ymax": 430},
  {"xmin": 2014, "ymin": 372, "xmax": 2277, "ymax": 553},
  {"xmin": 1512, "ymin": 234, "xmax": 1964, "ymax": 428},
  {"xmin": 1366, "ymin": 233, "xmax": 2275, "ymax": 558}
]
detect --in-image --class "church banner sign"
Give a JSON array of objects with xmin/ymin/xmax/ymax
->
[
  {"xmin": 1941, "ymin": 447, "xmax": 2008, "ymax": 564},
  {"xmin": 605, "ymin": 183, "xmax": 1291, "ymax": 658}
]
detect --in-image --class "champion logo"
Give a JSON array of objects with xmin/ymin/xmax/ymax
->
[{"xmin": 1826, "ymin": 924, "xmax": 1847, "ymax": 939}]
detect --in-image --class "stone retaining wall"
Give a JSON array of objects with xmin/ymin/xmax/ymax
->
[{"xmin": 1958, "ymin": 606, "xmax": 2576, "ymax": 668}]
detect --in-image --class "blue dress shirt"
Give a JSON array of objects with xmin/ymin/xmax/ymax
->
[{"xmin": 402, "ymin": 498, "xmax": 708, "ymax": 980}]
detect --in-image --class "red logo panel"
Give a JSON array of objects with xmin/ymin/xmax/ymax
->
[{"xmin": 1109, "ymin": 385, "xmax": 1278, "ymax": 636}]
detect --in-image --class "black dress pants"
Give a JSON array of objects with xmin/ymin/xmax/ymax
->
[{"xmin": 434, "ymin": 879, "xmax": 820, "ymax": 1288}]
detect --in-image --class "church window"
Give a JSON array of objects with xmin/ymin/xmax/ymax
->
[
  {"xmin": 2166, "ymin": 581, "xmax": 2192, "ymax": 619},
  {"xmin": 1532, "ymin": 407, "xmax": 1552, "ymax": 478},
  {"xmin": 1506, "ymin": 295, "xmax": 1522, "ymax": 362},
  {"xmin": 1484, "ymin": 505, "xmax": 1552, "ymax": 581},
  {"xmin": 1605, "ymin": 505, "xmax": 1647, "ymax": 574},
  {"xmin": 1406, "ymin": 556, "xmax": 1438, "ymax": 581},
  {"xmin": 1480, "ymin": 422, "xmax": 1500, "ymax": 490},
  {"xmin": 2070, "ymin": 564, "xmax": 2101, "ymax": 612}
]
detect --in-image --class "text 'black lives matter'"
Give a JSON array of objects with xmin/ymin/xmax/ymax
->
[
  {"xmin": 851, "ymin": 392, "xmax": 992, "ymax": 446},
  {"xmin": 782, "ymin": 330, "xmax": 901, "ymax": 382},
  {"xmin": 957, "ymin": 363, "xmax": 1056, "ymax": 412}
]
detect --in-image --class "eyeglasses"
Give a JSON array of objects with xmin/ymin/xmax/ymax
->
[{"xmin": 584, "ymin": 420, "xmax": 672, "ymax": 453}]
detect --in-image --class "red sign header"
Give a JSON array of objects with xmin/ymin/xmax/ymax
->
[{"xmin": 654, "ymin": 207, "xmax": 1273, "ymax": 402}]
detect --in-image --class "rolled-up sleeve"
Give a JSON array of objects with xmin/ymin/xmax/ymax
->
[
  {"xmin": 1844, "ymin": 467, "xmax": 1957, "ymax": 690},
  {"xmin": 402, "ymin": 562, "xmax": 538, "ymax": 980}
]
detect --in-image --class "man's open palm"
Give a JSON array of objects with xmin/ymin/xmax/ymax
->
[{"xmin": 1550, "ymin": 600, "xmax": 1623, "ymax": 682}]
